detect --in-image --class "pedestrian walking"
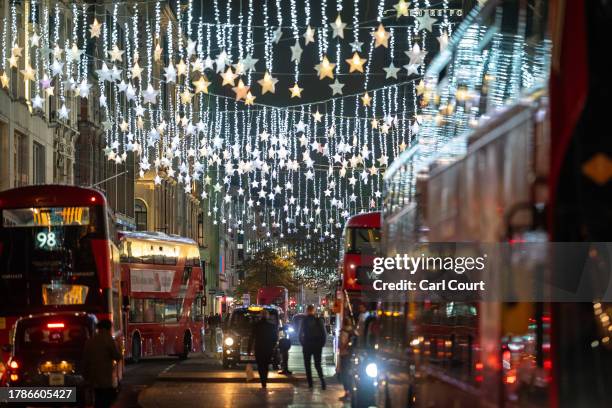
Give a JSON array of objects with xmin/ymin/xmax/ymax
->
[
  {"xmin": 299, "ymin": 305, "xmax": 327, "ymax": 390},
  {"xmin": 248, "ymin": 310, "xmax": 278, "ymax": 388},
  {"xmin": 337, "ymin": 317, "xmax": 355, "ymax": 401},
  {"xmin": 82, "ymin": 319, "xmax": 122, "ymax": 408},
  {"xmin": 277, "ymin": 331, "xmax": 292, "ymax": 375}
]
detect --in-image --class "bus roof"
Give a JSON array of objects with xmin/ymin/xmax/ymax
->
[
  {"xmin": 346, "ymin": 211, "xmax": 381, "ymax": 229},
  {"xmin": 0, "ymin": 185, "xmax": 107, "ymax": 208},
  {"xmin": 119, "ymin": 230, "xmax": 197, "ymax": 246}
]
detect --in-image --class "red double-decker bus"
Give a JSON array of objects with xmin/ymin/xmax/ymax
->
[
  {"xmin": 338, "ymin": 211, "xmax": 382, "ymax": 319},
  {"xmin": 118, "ymin": 231, "xmax": 206, "ymax": 362},
  {"xmin": 0, "ymin": 185, "xmax": 123, "ymax": 386},
  {"xmin": 257, "ymin": 286, "xmax": 289, "ymax": 317}
]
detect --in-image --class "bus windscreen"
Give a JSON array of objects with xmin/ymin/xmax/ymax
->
[{"xmin": 0, "ymin": 206, "xmax": 105, "ymax": 313}]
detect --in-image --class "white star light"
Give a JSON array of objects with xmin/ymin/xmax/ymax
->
[
  {"xmin": 290, "ymin": 42, "xmax": 303, "ymax": 62},
  {"xmin": 415, "ymin": 12, "xmax": 438, "ymax": 32},
  {"xmin": 31, "ymin": 94, "xmax": 44, "ymax": 110},
  {"xmin": 58, "ymin": 104, "xmax": 70, "ymax": 120},
  {"xmin": 383, "ymin": 62, "xmax": 401, "ymax": 79},
  {"xmin": 329, "ymin": 80, "xmax": 345, "ymax": 95}
]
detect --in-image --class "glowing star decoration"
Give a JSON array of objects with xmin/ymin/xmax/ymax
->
[
  {"xmin": 11, "ymin": 45, "xmax": 22, "ymax": 58},
  {"xmin": 176, "ymin": 59, "xmax": 187, "ymax": 77},
  {"xmin": 108, "ymin": 45, "xmax": 124, "ymax": 62},
  {"xmin": 312, "ymin": 110, "xmax": 323, "ymax": 122},
  {"xmin": 52, "ymin": 45, "xmax": 63, "ymax": 60},
  {"xmin": 30, "ymin": 33, "xmax": 40, "ymax": 47},
  {"xmin": 314, "ymin": 56, "xmax": 336, "ymax": 80},
  {"xmin": 345, "ymin": 52, "xmax": 367, "ymax": 73},
  {"xmin": 383, "ymin": 62, "xmax": 400, "ymax": 79},
  {"xmin": 258, "ymin": 72, "xmax": 278, "ymax": 94},
  {"xmin": 232, "ymin": 79, "xmax": 250, "ymax": 101},
  {"xmin": 142, "ymin": 84, "xmax": 159, "ymax": 104},
  {"xmin": 8, "ymin": 55, "xmax": 19, "ymax": 69},
  {"xmin": 192, "ymin": 58, "xmax": 204, "ymax": 73},
  {"xmin": 329, "ymin": 79, "xmax": 345, "ymax": 95},
  {"xmin": 290, "ymin": 42, "xmax": 303, "ymax": 63},
  {"xmin": 361, "ymin": 92, "xmax": 372, "ymax": 106},
  {"xmin": 193, "ymin": 76, "xmax": 210, "ymax": 94},
  {"xmin": 215, "ymin": 51, "xmax": 229, "ymax": 73},
  {"xmin": 272, "ymin": 27, "xmax": 283, "ymax": 44},
  {"xmin": 371, "ymin": 24, "xmax": 391, "ymax": 48},
  {"xmin": 350, "ymin": 40, "xmax": 364, "ymax": 52},
  {"xmin": 303, "ymin": 25, "xmax": 315, "ymax": 45},
  {"xmin": 289, "ymin": 83, "xmax": 303, "ymax": 98},
  {"xmin": 241, "ymin": 54, "xmax": 258, "ymax": 71},
  {"xmin": 404, "ymin": 63, "xmax": 420, "ymax": 76},
  {"xmin": 394, "ymin": 0, "xmax": 410, "ymax": 18},
  {"xmin": 58, "ymin": 104, "xmax": 70, "ymax": 120},
  {"xmin": 154, "ymin": 44, "xmax": 163, "ymax": 61},
  {"xmin": 20, "ymin": 64, "xmax": 35, "ymax": 81},
  {"xmin": 330, "ymin": 15, "xmax": 347, "ymax": 39},
  {"xmin": 31, "ymin": 94, "xmax": 44, "ymax": 110},
  {"xmin": 186, "ymin": 40, "xmax": 197, "ymax": 58},
  {"xmin": 438, "ymin": 31, "xmax": 449, "ymax": 51},
  {"xmin": 164, "ymin": 62, "xmax": 177, "ymax": 83},
  {"xmin": 67, "ymin": 44, "xmax": 83, "ymax": 62},
  {"xmin": 0, "ymin": 72, "xmax": 8, "ymax": 88},
  {"xmin": 78, "ymin": 79, "xmax": 92, "ymax": 98},
  {"xmin": 415, "ymin": 12, "xmax": 437, "ymax": 32},
  {"xmin": 221, "ymin": 67, "xmax": 237, "ymax": 86},
  {"xmin": 245, "ymin": 91, "xmax": 256, "ymax": 105},
  {"xmin": 405, "ymin": 44, "xmax": 427, "ymax": 66},
  {"xmin": 180, "ymin": 89, "xmax": 193, "ymax": 104},
  {"xmin": 90, "ymin": 18, "xmax": 102, "ymax": 38},
  {"xmin": 131, "ymin": 61, "xmax": 143, "ymax": 80},
  {"xmin": 416, "ymin": 79, "xmax": 426, "ymax": 96}
]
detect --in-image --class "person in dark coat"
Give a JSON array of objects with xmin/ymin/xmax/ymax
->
[
  {"xmin": 248, "ymin": 310, "xmax": 278, "ymax": 388},
  {"xmin": 82, "ymin": 319, "xmax": 122, "ymax": 408},
  {"xmin": 277, "ymin": 332, "xmax": 292, "ymax": 375},
  {"xmin": 300, "ymin": 305, "xmax": 327, "ymax": 389}
]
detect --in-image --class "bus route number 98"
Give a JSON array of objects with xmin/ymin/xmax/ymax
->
[{"xmin": 36, "ymin": 231, "xmax": 57, "ymax": 249}]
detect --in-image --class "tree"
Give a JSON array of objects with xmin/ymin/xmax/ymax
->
[{"xmin": 236, "ymin": 247, "xmax": 299, "ymax": 300}]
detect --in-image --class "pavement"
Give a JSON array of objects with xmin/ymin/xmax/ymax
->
[{"xmin": 117, "ymin": 344, "xmax": 350, "ymax": 408}]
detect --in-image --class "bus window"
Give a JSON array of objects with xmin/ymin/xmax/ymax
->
[
  {"xmin": 182, "ymin": 267, "xmax": 191, "ymax": 285},
  {"xmin": 165, "ymin": 301, "xmax": 178, "ymax": 323},
  {"xmin": 130, "ymin": 298, "xmax": 144, "ymax": 322},
  {"xmin": 345, "ymin": 227, "xmax": 381, "ymax": 255}
]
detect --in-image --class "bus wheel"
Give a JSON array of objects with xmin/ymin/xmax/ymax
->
[
  {"xmin": 179, "ymin": 332, "xmax": 192, "ymax": 359},
  {"xmin": 131, "ymin": 334, "xmax": 141, "ymax": 364}
]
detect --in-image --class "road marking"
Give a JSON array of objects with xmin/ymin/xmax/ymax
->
[{"xmin": 161, "ymin": 363, "xmax": 177, "ymax": 374}]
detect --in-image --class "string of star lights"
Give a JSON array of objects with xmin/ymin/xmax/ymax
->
[{"xmin": 0, "ymin": 0, "xmax": 494, "ymax": 287}]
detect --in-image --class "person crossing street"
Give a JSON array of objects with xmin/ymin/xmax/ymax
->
[
  {"xmin": 248, "ymin": 310, "xmax": 278, "ymax": 389},
  {"xmin": 299, "ymin": 305, "xmax": 327, "ymax": 390}
]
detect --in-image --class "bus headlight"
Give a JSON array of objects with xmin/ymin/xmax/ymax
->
[
  {"xmin": 224, "ymin": 337, "xmax": 234, "ymax": 347},
  {"xmin": 365, "ymin": 362, "xmax": 378, "ymax": 378},
  {"xmin": 288, "ymin": 326, "xmax": 295, "ymax": 333}
]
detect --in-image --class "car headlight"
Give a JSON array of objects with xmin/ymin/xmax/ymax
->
[
  {"xmin": 365, "ymin": 362, "xmax": 378, "ymax": 378},
  {"xmin": 224, "ymin": 337, "xmax": 234, "ymax": 346},
  {"xmin": 288, "ymin": 326, "xmax": 295, "ymax": 333}
]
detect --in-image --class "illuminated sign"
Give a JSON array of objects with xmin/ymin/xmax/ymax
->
[{"xmin": 2, "ymin": 207, "xmax": 90, "ymax": 227}]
